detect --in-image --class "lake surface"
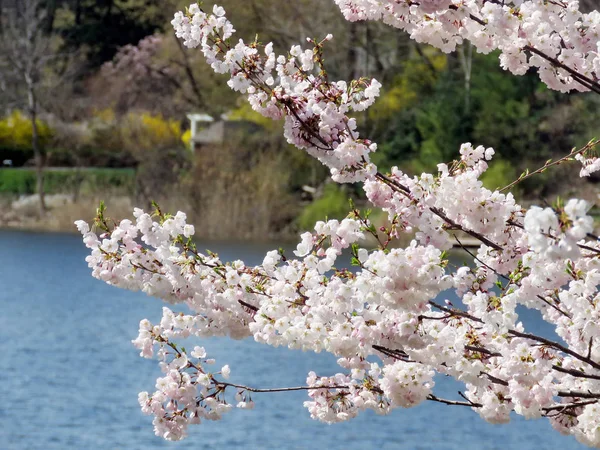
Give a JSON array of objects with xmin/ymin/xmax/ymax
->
[{"xmin": 0, "ymin": 230, "xmax": 588, "ymax": 449}]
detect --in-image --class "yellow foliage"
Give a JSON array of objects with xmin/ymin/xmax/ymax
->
[
  {"xmin": 121, "ymin": 112, "xmax": 183, "ymax": 153},
  {"xmin": 139, "ymin": 112, "xmax": 182, "ymax": 140},
  {"xmin": 92, "ymin": 108, "xmax": 116, "ymax": 123},
  {"xmin": 228, "ymin": 102, "xmax": 279, "ymax": 130},
  {"xmin": 87, "ymin": 110, "xmax": 185, "ymax": 155},
  {"xmin": 181, "ymin": 129, "xmax": 192, "ymax": 148},
  {"xmin": 369, "ymin": 83, "xmax": 418, "ymax": 121},
  {"xmin": 403, "ymin": 49, "xmax": 447, "ymax": 87},
  {"xmin": 0, "ymin": 111, "xmax": 54, "ymax": 149}
]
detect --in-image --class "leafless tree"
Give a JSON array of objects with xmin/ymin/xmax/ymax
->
[{"xmin": 0, "ymin": 0, "xmax": 65, "ymax": 215}]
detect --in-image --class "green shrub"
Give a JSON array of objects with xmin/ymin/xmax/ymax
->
[
  {"xmin": 297, "ymin": 184, "xmax": 350, "ymax": 231},
  {"xmin": 480, "ymin": 159, "xmax": 520, "ymax": 196},
  {"xmin": 0, "ymin": 169, "xmax": 36, "ymax": 194},
  {"xmin": 0, "ymin": 168, "xmax": 136, "ymax": 195}
]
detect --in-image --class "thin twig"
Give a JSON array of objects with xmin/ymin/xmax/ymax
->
[
  {"xmin": 501, "ymin": 139, "xmax": 599, "ymax": 192},
  {"xmin": 218, "ymin": 382, "xmax": 349, "ymax": 393},
  {"xmin": 454, "ymin": 236, "xmax": 510, "ymax": 281},
  {"xmin": 428, "ymin": 394, "xmax": 481, "ymax": 408},
  {"xmin": 536, "ymin": 294, "xmax": 572, "ymax": 319}
]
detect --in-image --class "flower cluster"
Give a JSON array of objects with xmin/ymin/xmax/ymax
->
[
  {"xmin": 576, "ymin": 152, "xmax": 600, "ymax": 177},
  {"xmin": 76, "ymin": 2, "xmax": 600, "ymax": 448},
  {"xmin": 524, "ymin": 199, "xmax": 594, "ymax": 259},
  {"xmin": 334, "ymin": 0, "xmax": 600, "ymax": 94},
  {"xmin": 132, "ymin": 315, "xmax": 237, "ymax": 441}
]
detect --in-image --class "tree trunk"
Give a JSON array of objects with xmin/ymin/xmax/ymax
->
[
  {"xmin": 75, "ymin": 0, "xmax": 81, "ymax": 25},
  {"xmin": 27, "ymin": 76, "xmax": 46, "ymax": 216},
  {"xmin": 45, "ymin": 0, "xmax": 57, "ymax": 33},
  {"xmin": 458, "ymin": 42, "xmax": 473, "ymax": 114},
  {"xmin": 0, "ymin": 0, "xmax": 4, "ymax": 36}
]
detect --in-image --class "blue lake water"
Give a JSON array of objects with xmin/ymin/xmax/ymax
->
[{"xmin": 0, "ymin": 229, "xmax": 588, "ymax": 449}]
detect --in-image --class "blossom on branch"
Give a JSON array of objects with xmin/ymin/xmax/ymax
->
[
  {"xmin": 77, "ymin": 2, "xmax": 600, "ymax": 447},
  {"xmin": 334, "ymin": 0, "xmax": 600, "ymax": 94}
]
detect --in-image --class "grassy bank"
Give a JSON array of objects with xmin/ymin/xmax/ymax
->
[{"xmin": 0, "ymin": 167, "xmax": 136, "ymax": 196}]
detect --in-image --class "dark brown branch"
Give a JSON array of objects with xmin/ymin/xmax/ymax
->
[
  {"xmin": 524, "ymin": 45, "xmax": 600, "ymax": 95},
  {"xmin": 557, "ymin": 391, "xmax": 600, "ymax": 399},
  {"xmin": 465, "ymin": 345, "xmax": 501, "ymax": 357},
  {"xmin": 238, "ymin": 299, "xmax": 259, "ymax": 312},
  {"xmin": 479, "ymin": 372, "xmax": 509, "ymax": 387},
  {"xmin": 543, "ymin": 400, "xmax": 596, "ymax": 412},
  {"xmin": 428, "ymin": 301, "xmax": 483, "ymax": 323},
  {"xmin": 372, "ymin": 344, "xmax": 411, "ymax": 360},
  {"xmin": 553, "ymin": 364, "xmax": 600, "ymax": 381},
  {"xmin": 427, "ymin": 394, "xmax": 481, "ymax": 408},
  {"xmin": 509, "ymin": 330, "xmax": 600, "ymax": 371}
]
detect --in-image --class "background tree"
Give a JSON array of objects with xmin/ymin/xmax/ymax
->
[{"xmin": 0, "ymin": 0, "xmax": 60, "ymax": 214}]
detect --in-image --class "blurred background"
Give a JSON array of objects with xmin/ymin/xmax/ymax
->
[
  {"xmin": 0, "ymin": 0, "xmax": 599, "ymax": 240},
  {"xmin": 1, "ymin": 1, "xmax": 599, "ymax": 449}
]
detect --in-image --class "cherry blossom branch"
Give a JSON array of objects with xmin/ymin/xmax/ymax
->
[
  {"xmin": 509, "ymin": 330, "xmax": 600, "ymax": 372},
  {"xmin": 451, "ymin": 6, "xmax": 600, "ymax": 95},
  {"xmin": 375, "ymin": 172, "xmax": 504, "ymax": 251},
  {"xmin": 75, "ymin": 3, "xmax": 600, "ymax": 444},
  {"xmin": 524, "ymin": 45, "xmax": 600, "ymax": 95},
  {"xmin": 429, "ymin": 301, "xmax": 600, "ymax": 373}
]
